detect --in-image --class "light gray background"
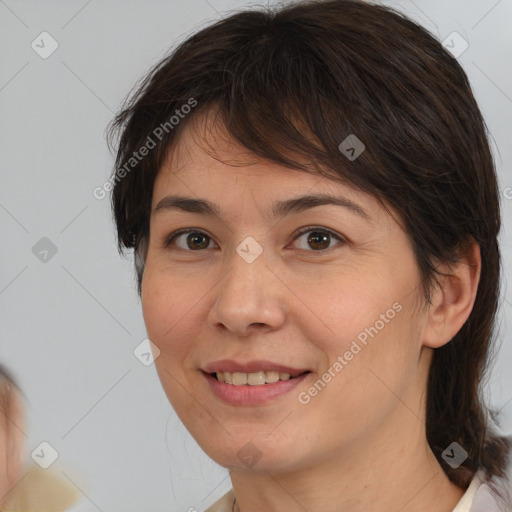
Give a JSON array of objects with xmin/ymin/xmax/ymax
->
[{"xmin": 1, "ymin": 0, "xmax": 511, "ymax": 511}]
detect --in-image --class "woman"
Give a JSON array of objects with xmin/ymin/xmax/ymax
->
[
  {"xmin": 0, "ymin": 365, "xmax": 79, "ymax": 511},
  {"xmin": 0, "ymin": 365, "xmax": 25, "ymax": 508},
  {"xmin": 107, "ymin": 0, "xmax": 512, "ymax": 510}
]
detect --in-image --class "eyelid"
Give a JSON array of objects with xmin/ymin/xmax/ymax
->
[{"xmin": 164, "ymin": 226, "xmax": 346, "ymax": 251}]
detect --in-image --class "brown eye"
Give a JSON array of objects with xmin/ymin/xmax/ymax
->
[
  {"xmin": 185, "ymin": 233, "xmax": 210, "ymax": 250},
  {"xmin": 165, "ymin": 230, "xmax": 214, "ymax": 251},
  {"xmin": 293, "ymin": 227, "xmax": 345, "ymax": 252},
  {"xmin": 307, "ymin": 231, "xmax": 330, "ymax": 250}
]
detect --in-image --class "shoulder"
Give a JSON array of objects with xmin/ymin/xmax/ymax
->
[
  {"xmin": 470, "ymin": 434, "xmax": 512, "ymax": 512},
  {"xmin": 2, "ymin": 463, "xmax": 80, "ymax": 511},
  {"xmin": 204, "ymin": 488, "xmax": 235, "ymax": 512}
]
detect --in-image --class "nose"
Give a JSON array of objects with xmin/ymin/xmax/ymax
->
[{"xmin": 207, "ymin": 243, "xmax": 287, "ymax": 337}]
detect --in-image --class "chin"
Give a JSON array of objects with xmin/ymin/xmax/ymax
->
[{"xmin": 195, "ymin": 430, "xmax": 306, "ymax": 474}]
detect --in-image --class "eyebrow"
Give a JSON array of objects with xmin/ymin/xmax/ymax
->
[{"xmin": 152, "ymin": 193, "xmax": 371, "ymax": 222}]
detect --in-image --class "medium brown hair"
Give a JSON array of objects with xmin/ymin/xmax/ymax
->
[{"xmin": 107, "ymin": 0, "xmax": 510, "ymax": 505}]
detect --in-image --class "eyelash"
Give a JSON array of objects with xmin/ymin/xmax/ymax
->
[{"xmin": 163, "ymin": 226, "xmax": 346, "ymax": 253}]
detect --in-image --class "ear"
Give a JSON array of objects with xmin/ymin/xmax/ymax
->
[{"xmin": 422, "ymin": 238, "xmax": 481, "ymax": 349}]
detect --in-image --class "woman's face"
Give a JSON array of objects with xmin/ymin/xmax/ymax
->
[{"xmin": 141, "ymin": 114, "xmax": 432, "ymax": 473}]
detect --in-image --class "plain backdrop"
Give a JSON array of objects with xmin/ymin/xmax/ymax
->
[{"xmin": 1, "ymin": 0, "xmax": 511, "ymax": 510}]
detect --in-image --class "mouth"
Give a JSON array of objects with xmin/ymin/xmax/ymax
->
[
  {"xmin": 202, "ymin": 360, "xmax": 312, "ymax": 405},
  {"xmin": 208, "ymin": 370, "xmax": 311, "ymax": 385},
  {"xmin": 201, "ymin": 361, "xmax": 312, "ymax": 406}
]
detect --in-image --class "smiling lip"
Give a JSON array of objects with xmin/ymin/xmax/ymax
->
[
  {"xmin": 204, "ymin": 359, "xmax": 309, "ymax": 374},
  {"xmin": 202, "ymin": 359, "xmax": 311, "ymax": 406}
]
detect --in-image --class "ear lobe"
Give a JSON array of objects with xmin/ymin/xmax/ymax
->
[{"xmin": 422, "ymin": 239, "xmax": 481, "ymax": 349}]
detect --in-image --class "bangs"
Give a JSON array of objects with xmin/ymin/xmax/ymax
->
[{"xmin": 152, "ymin": 28, "xmax": 371, "ymax": 190}]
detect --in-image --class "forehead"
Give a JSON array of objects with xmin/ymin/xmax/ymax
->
[
  {"xmin": 158, "ymin": 109, "xmax": 309, "ymax": 182},
  {"xmin": 153, "ymin": 109, "xmax": 377, "ymax": 212}
]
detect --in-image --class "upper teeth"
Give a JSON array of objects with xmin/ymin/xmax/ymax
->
[{"xmin": 216, "ymin": 371, "xmax": 299, "ymax": 385}]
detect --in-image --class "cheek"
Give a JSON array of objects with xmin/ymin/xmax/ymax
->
[
  {"xmin": 142, "ymin": 253, "xmax": 198, "ymax": 317},
  {"xmin": 141, "ymin": 269, "xmax": 203, "ymax": 415},
  {"xmin": 294, "ymin": 304, "xmax": 421, "ymax": 448},
  {"xmin": 296, "ymin": 272, "xmax": 405, "ymax": 353},
  {"xmin": 302, "ymin": 271, "xmax": 422, "ymax": 397},
  {"xmin": 141, "ymin": 266, "xmax": 202, "ymax": 362}
]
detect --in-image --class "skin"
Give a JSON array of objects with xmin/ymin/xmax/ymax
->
[
  {"xmin": 0, "ymin": 377, "xmax": 25, "ymax": 507},
  {"xmin": 0, "ymin": 376, "xmax": 80, "ymax": 510},
  {"xmin": 141, "ymin": 110, "xmax": 481, "ymax": 512}
]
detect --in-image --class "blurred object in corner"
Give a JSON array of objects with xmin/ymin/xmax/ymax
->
[{"xmin": 0, "ymin": 364, "xmax": 81, "ymax": 511}]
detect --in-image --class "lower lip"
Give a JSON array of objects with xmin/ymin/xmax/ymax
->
[{"xmin": 203, "ymin": 371, "xmax": 310, "ymax": 406}]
